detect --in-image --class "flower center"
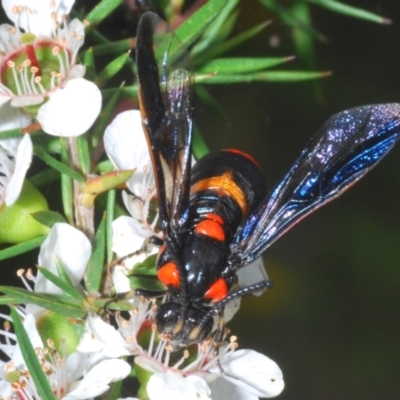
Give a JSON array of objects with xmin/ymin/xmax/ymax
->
[{"xmin": 0, "ymin": 32, "xmax": 71, "ymax": 112}]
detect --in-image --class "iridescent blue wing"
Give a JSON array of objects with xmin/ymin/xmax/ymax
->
[
  {"xmin": 136, "ymin": 12, "xmax": 193, "ymax": 235},
  {"xmin": 231, "ymin": 104, "xmax": 400, "ymax": 267}
]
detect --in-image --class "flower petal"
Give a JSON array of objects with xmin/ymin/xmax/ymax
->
[
  {"xmin": 36, "ymin": 223, "xmax": 92, "ymax": 294},
  {"xmin": 68, "ymin": 64, "xmax": 86, "ymax": 79},
  {"xmin": 212, "ymin": 349, "xmax": 284, "ymax": 398},
  {"xmin": 104, "ymin": 110, "xmax": 155, "ymax": 198},
  {"xmin": 209, "ymin": 376, "xmax": 258, "ymax": 400},
  {"xmin": 77, "ymin": 314, "xmax": 130, "ymax": 358},
  {"xmin": 2, "ymin": 0, "xmax": 75, "ymax": 37},
  {"xmin": 4, "ymin": 134, "xmax": 32, "ymax": 206},
  {"xmin": 37, "ymin": 78, "xmax": 101, "ymax": 137},
  {"xmin": 112, "ymin": 265, "xmax": 132, "ymax": 294},
  {"xmin": 9, "ymin": 313, "xmax": 44, "ymax": 369},
  {"xmin": 147, "ymin": 371, "xmax": 211, "ymax": 400},
  {"xmin": 62, "ymin": 358, "xmax": 131, "ymax": 399},
  {"xmin": 237, "ymin": 256, "xmax": 269, "ymax": 296},
  {"xmin": 0, "ymin": 23, "xmax": 22, "ymax": 53},
  {"xmin": 112, "ymin": 216, "xmax": 156, "ymax": 268},
  {"xmin": 0, "ymin": 100, "xmax": 31, "ymax": 131}
]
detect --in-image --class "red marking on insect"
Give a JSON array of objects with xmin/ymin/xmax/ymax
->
[
  {"xmin": 205, "ymin": 212, "xmax": 224, "ymax": 226},
  {"xmin": 223, "ymin": 148, "xmax": 262, "ymax": 169},
  {"xmin": 204, "ymin": 278, "xmax": 229, "ymax": 302},
  {"xmin": 195, "ymin": 220, "xmax": 225, "ymax": 241},
  {"xmin": 157, "ymin": 262, "xmax": 180, "ymax": 287}
]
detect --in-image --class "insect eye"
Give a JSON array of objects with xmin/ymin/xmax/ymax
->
[{"xmin": 204, "ymin": 277, "xmax": 228, "ymax": 302}]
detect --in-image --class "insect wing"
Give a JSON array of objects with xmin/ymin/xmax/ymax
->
[
  {"xmin": 136, "ymin": 12, "xmax": 193, "ymax": 235},
  {"xmin": 233, "ymin": 104, "xmax": 400, "ymax": 266}
]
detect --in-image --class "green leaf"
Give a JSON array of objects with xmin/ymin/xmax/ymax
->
[
  {"xmin": 34, "ymin": 146, "xmax": 85, "ymax": 183},
  {"xmin": 92, "ymin": 86, "xmax": 123, "ymax": 147},
  {"xmin": 85, "ymin": 0, "xmax": 124, "ymax": 26},
  {"xmin": 96, "ymin": 297, "xmax": 135, "ymax": 312},
  {"xmin": 175, "ymin": 0, "xmax": 228, "ymax": 47},
  {"xmin": 0, "ymin": 127, "xmax": 23, "ymax": 140},
  {"xmin": 108, "ymin": 379, "xmax": 124, "ymax": 400},
  {"xmin": 259, "ymin": 0, "xmax": 326, "ymax": 42},
  {"xmin": 306, "ymin": 0, "xmax": 391, "ymax": 24},
  {"xmin": 92, "ymin": 38, "xmax": 135, "ymax": 56},
  {"xmin": 54, "ymin": 258, "xmax": 78, "ymax": 293},
  {"xmin": 190, "ymin": 0, "xmax": 239, "ymax": 57},
  {"xmin": 106, "ymin": 189, "xmax": 116, "ymax": 265},
  {"xmin": 94, "ymin": 192, "xmax": 127, "ymax": 221},
  {"xmin": 1, "ymin": 287, "xmax": 86, "ymax": 318},
  {"xmin": 96, "ymin": 159, "xmax": 114, "ymax": 173},
  {"xmin": 195, "ymin": 70, "xmax": 331, "ymax": 84},
  {"xmin": 10, "ymin": 307, "xmax": 57, "ymax": 400},
  {"xmin": 128, "ymin": 254, "xmax": 166, "ymax": 292},
  {"xmin": 82, "ymin": 24, "xmax": 136, "ymax": 74},
  {"xmin": 83, "ymin": 47, "xmax": 96, "ymax": 81},
  {"xmin": 86, "ymin": 215, "xmax": 106, "ymax": 293},
  {"xmin": 82, "ymin": 171, "xmax": 134, "ymax": 207},
  {"xmin": 101, "ymin": 85, "xmax": 138, "ymax": 101},
  {"xmin": 215, "ymin": 10, "xmax": 240, "ymax": 43},
  {"xmin": 193, "ymin": 125, "xmax": 210, "ymax": 159},
  {"xmin": 290, "ymin": 1, "xmax": 324, "ymax": 102},
  {"xmin": 129, "ymin": 275, "xmax": 166, "ymax": 292},
  {"xmin": 37, "ymin": 266, "xmax": 85, "ymax": 299},
  {"xmin": 198, "ymin": 57, "xmax": 293, "ymax": 74},
  {"xmin": 60, "ymin": 141, "xmax": 74, "ymax": 225},
  {"xmin": 29, "ymin": 169, "xmax": 60, "ymax": 188},
  {"xmin": 95, "ymin": 52, "xmax": 131, "ymax": 87},
  {"xmin": 31, "ymin": 211, "xmax": 67, "ymax": 228},
  {"xmin": 0, "ymin": 236, "xmax": 46, "ymax": 261},
  {"xmin": 193, "ymin": 21, "xmax": 269, "ymax": 63},
  {"xmin": 76, "ymin": 134, "xmax": 91, "ymax": 176},
  {"xmin": 291, "ymin": 2, "xmax": 316, "ymax": 68}
]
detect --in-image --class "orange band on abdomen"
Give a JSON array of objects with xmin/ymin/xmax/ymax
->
[{"xmin": 191, "ymin": 172, "xmax": 249, "ymax": 216}]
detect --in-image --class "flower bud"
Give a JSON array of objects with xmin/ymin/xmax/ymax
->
[
  {"xmin": 36, "ymin": 310, "xmax": 82, "ymax": 356},
  {"xmin": 0, "ymin": 180, "xmax": 49, "ymax": 243}
]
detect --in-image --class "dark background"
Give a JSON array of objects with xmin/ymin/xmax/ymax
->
[
  {"xmin": 2, "ymin": 1, "xmax": 400, "ymax": 399},
  {"xmin": 208, "ymin": 2, "xmax": 400, "ymax": 400}
]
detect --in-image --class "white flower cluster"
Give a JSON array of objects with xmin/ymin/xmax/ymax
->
[
  {"xmin": 0, "ymin": 0, "xmax": 102, "ymax": 209},
  {"xmin": 0, "ymin": 110, "xmax": 285, "ymax": 399},
  {"xmin": 0, "ymin": 1, "xmax": 285, "ymax": 399}
]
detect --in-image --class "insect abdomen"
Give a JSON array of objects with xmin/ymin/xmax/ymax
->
[{"xmin": 189, "ymin": 149, "xmax": 267, "ymax": 239}]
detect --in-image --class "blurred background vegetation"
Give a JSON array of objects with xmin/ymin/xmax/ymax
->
[
  {"xmin": 195, "ymin": 2, "xmax": 400, "ymax": 400},
  {"xmin": 2, "ymin": 0, "xmax": 400, "ymax": 399}
]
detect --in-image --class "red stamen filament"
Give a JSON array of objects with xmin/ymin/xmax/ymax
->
[{"xmin": 25, "ymin": 44, "xmax": 41, "ymax": 76}]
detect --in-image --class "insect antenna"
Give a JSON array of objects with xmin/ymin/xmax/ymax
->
[{"xmin": 196, "ymin": 280, "xmax": 274, "ymax": 337}]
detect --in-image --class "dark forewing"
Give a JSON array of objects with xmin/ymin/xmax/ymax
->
[
  {"xmin": 232, "ymin": 104, "xmax": 400, "ymax": 266},
  {"xmin": 136, "ymin": 12, "xmax": 193, "ymax": 235}
]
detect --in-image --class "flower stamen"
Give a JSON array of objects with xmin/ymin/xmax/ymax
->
[{"xmin": 25, "ymin": 44, "xmax": 41, "ymax": 76}]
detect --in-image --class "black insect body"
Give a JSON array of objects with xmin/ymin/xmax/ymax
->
[{"xmin": 135, "ymin": 11, "xmax": 400, "ymax": 350}]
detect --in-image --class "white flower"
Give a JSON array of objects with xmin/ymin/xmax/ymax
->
[
  {"xmin": 209, "ymin": 349, "xmax": 284, "ymax": 398},
  {"xmin": 35, "ymin": 222, "xmax": 92, "ymax": 294},
  {"xmin": 0, "ymin": 223, "xmax": 130, "ymax": 398},
  {"xmin": 111, "ymin": 295, "xmax": 284, "ymax": 400},
  {"xmin": 0, "ymin": 313, "xmax": 131, "ymax": 399},
  {"xmin": 25, "ymin": 222, "xmax": 92, "ymax": 317},
  {"xmin": 78, "ymin": 314, "xmax": 130, "ymax": 360},
  {"xmin": 104, "ymin": 110, "xmax": 156, "ymax": 204},
  {"xmin": 0, "ymin": 0, "xmax": 101, "ymax": 136},
  {"xmin": 0, "ymin": 133, "xmax": 32, "ymax": 206},
  {"xmin": 135, "ymin": 333, "xmax": 284, "ymax": 400},
  {"xmin": 147, "ymin": 372, "xmax": 212, "ymax": 400},
  {"xmin": 104, "ymin": 110, "xmax": 159, "ymax": 281}
]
